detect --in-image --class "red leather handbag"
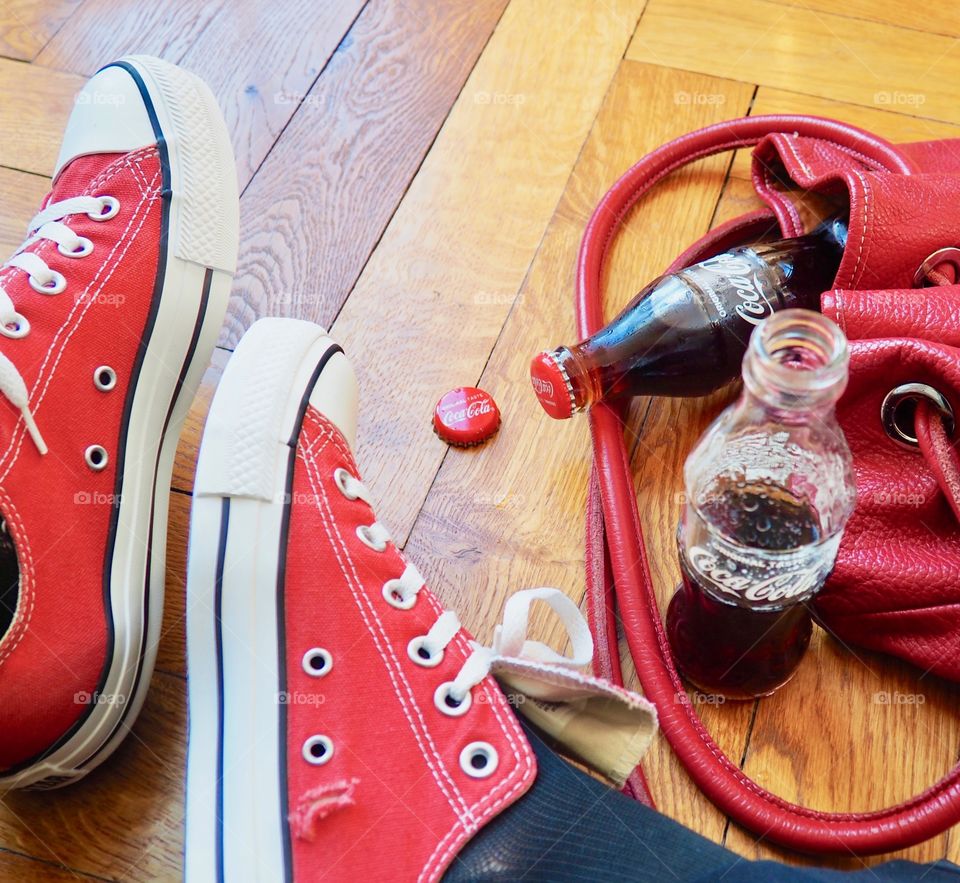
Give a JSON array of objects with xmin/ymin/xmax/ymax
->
[{"xmin": 578, "ymin": 116, "xmax": 960, "ymax": 854}]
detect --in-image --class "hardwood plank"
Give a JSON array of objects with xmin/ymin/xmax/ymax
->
[
  {"xmin": 321, "ymin": 0, "xmax": 646, "ymax": 547},
  {"xmin": 38, "ymin": 0, "xmax": 367, "ymax": 187},
  {"xmin": 221, "ymin": 0, "xmax": 510, "ymax": 345},
  {"xmin": 36, "ymin": 0, "xmax": 226, "ymax": 74},
  {"xmin": 628, "ymin": 0, "xmax": 960, "ymax": 126},
  {"xmin": 730, "ymin": 87, "xmax": 960, "ymax": 181},
  {"xmin": 156, "ymin": 491, "xmax": 190, "ymax": 678},
  {"xmin": 0, "ymin": 0, "xmax": 80, "ymax": 62},
  {"xmin": 724, "ymin": 638, "xmax": 960, "ymax": 867},
  {"xmin": 0, "ymin": 169, "xmax": 49, "ymax": 257},
  {"xmin": 780, "ymin": 0, "xmax": 960, "ymax": 37},
  {"xmin": 0, "ymin": 59, "xmax": 84, "ymax": 176},
  {"xmin": 173, "ymin": 0, "xmax": 368, "ymax": 185},
  {"xmin": 0, "ymin": 671, "xmax": 185, "ymax": 880},
  {"xmin": 402, "ymin": 59, "xmax": 755, "ymax": 845},
  {"xmin": 0, "ymin": 849, "xmax": 104, "ymax": 882}
]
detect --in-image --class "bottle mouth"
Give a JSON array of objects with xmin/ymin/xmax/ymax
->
[{"xmin": 743, "ymin": 309, "xmax": 849, "ymax": 407}]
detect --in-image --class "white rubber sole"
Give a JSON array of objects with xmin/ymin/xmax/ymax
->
[
  {"xmin": 185, "ymin": 318, "xmax": 357, "ymax": 883},
  {"xmin": 0, "ymin": 55, "xmax": 239, "ymax": 789}
]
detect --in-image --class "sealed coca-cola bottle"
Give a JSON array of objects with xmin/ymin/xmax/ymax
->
[
  {"xmin": 666, "ymin": 309, "xmax": 856, "ymax": 699},
  {"xmin": 530, "ymin": 216, "xmax": 847, "ymax": 418}
]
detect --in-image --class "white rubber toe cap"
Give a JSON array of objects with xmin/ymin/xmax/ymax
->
[{"xmin": 53, "ymin": 62, "xmax": 155, "ymax": 180}]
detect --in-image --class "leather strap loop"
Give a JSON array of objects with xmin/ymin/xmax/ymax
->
[{"xmin": 580, "ymin": 115, "xmax": 960, "ymax": 854}]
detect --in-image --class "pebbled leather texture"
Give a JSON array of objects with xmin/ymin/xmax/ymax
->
[{"xmin": 577, "ymin": 116, "xmax": 960, "ymax": 855}]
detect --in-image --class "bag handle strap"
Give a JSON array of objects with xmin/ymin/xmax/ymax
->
[{"xmin": 580, "ymin": 115, "xmax": 960, "ymax": 854}]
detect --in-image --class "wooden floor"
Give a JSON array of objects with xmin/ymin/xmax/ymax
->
[{"xmin": 0, "ymin": 0, "xmax": 957, "ymax": 879}]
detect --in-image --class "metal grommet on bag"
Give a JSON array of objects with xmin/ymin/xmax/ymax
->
[
  {"xmin": 881, "ymin": 383, "xmax": 956, "ymax": 448},
  {"xmin": 913, "ymin": 247, "xmax": 960, "ymax": 287}
]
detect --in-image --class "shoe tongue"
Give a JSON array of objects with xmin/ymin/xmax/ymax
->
[{"xmin": 50, "ymin": 152, "xmax": 126, "ymax": 203}]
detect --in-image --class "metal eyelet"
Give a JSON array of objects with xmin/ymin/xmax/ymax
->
[
  {"xmin": 0, "ymin": 313, "xmax": 29, "ymax": 338},
  {"xmin": 913, "ymin": 247, "xmax": 960, "ymax": 288},
  {"xmin": 881, "ymin": 383, "xmax": 956, "ymax": 449},
  {"xmin": 301, "ymin": 647, "xmax": 333, "ymax": 677},
  {"xmin": 93, "ymin": 366, "xmax": 117, "ymax": 391},
  {"xmin": 383, "ymin": 579, "xmax": 417, "ymax": 611},
  {"xmin": 29, "ymin": 272, "xmax": 66, "ymax": 295},
  {"xmin": 301, "ymin": 734, "xmax": 334, "ymax": 766},
  {"xmin": 84, "ymin": 444, "xmax": 109, "ymax": 471},
  {"xmin": 459, "ymin": 742, "xmax": 499, "ymax": 779},
  {"xmin": 334, "ymin": 467, "xmax": 358, "ymax": 499},
  {"xmin": 356, "ymin": 524, "xmax": 387, "ymax": 552},
  {"xmin": 58, "ymin": 237, "xmax": 93, "ymax": 258},
  {"xmin": 88, "ymin": 196, "xmax": 119, "ymax": 221},
  {"xmin": 407, "ymin": 636, "xmax": 443, "ymax": 668},
  {"xmin": 434, "ymin": 682, "xmax": 472, "ymax": 717}
]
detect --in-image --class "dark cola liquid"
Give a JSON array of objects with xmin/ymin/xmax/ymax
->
[
  {"xmin": 581, "ymin": 219, "xmax": 846, "ymax": 401},
  {"xmin": 667, "ymin": 482, "xmax": 821, "ymax": 700}
]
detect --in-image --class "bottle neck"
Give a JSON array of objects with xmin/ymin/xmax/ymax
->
[{"xmin": 741, "ymin": 309, "xmax": 849, "ymax": 414}]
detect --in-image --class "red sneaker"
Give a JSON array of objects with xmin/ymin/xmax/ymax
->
[
  {"xmin": 0, "ymin": 55, "xmax": 238, "ymax": 788},
  {"xmin": 185, "ymin": 318, "xmax": 539, "ymax": 881}
]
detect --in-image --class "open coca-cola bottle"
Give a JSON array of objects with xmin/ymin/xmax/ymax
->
[
  {"xmin": 666, "ymin": 309, "xmax": 856, "ymax": 700},
  {"xmin": 529, "ymin": 216, "xmax": 847, "ymax": 418}
]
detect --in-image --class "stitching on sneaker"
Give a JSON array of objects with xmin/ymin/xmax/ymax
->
[
  {"xmin": 297, "ymin": 437, "xmax": 471, "ymax": 820},
  {"xmin": 0, "ymin": 492, "xmax": 35, "ymax": 668},
  {"xmin": 0, "ymin": 163, "xmax": 161, "ymax": 477},
  {"xmin": 300, "ymin": 409, "xmax": 538, "ymax": 856}
]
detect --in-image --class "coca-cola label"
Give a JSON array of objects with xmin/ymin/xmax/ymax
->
[
  {"xmin": 687, "ymin": 545, "xmax": 820, "ymax": 603},
  {"xmin": 439, "ymin": 398, "xmax": 493, "ymax": 427},
  {"xmin": 531, "ymin": 376, "xmax": 554, "ymax": 398},
  {"xmin": 692, "ymin": 253, "xmax": 776, "ymax": 328}
]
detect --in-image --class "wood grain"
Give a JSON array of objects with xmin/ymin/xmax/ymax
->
[
  {"xmin": 730, "ymin": 87, "xmax": 960, "ymax": 181},
  {"xmin": 221, "ymin": 0, "xmax": 510, "ymax": 345},
  {"xmin": 0, "ymin": 169, "xmax": 49, "ymax": 256},
  {"xmin": 171, "ymin": 0, "xmax": 368, "ymax": 185},
  {"xmin": 327, "ymin": 0, "xmax": 647, "ymax": 547},
  {"xmin": 37, "ymin": 0, "xmax": 226, "ymax": 74},
  {"xmin": 0, "ymin": 0, "xmax": 79, "ymax": 62},
  {"xmin": 40, "ymin": 0, "xmax": 367, "ymax": 187},
  {"xmin": 779, "ymin": 0, "xmax": 960, "ymax": 37},
  {"xmin": 629, "ymin": 0, "xmax": 960, "ymax": 126},
  {"xmin": 0, "ymin": 59, "xmax": 83, "ymax": 175},
  {"xmin": 403, "ymin": 58, "xmax": 755, "ymax": 842}
]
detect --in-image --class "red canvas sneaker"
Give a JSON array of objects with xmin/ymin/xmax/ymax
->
[
  {"xmin": 185, "ymin": 319, "xmax": 656, "ymax": 882},
  {"xmin": 0, "ymin": 55, "xmax": 238, "ymax": 788},
  {"xmin": 185, "ymin": 319, "xmax": 538, "ymax": 881}
]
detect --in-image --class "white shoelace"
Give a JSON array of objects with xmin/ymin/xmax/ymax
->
[
  {"xmin": 339, "ymin": 470, "xmax": 594, "ymax": 707},
  {"xmin": 0, "ymin": 194, "xmax": 115, "ymax": 455}
]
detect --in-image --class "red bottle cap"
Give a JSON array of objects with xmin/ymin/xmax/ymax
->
[
  {"xmin": 433, "ymin": 387, "xmax": 501, "ymax": 447},
  {"xmin": 529, "ymin": 352, "xmax": 575, "ymax": 419}
]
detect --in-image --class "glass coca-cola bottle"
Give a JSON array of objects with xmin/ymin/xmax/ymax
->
[
  {"xmin": 666, "ymin": 309, "xmax": 856, "ymax": 700},
  {"xmin": 529, "ymin": 216, "xmax": 847, "ymax": 419}
]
